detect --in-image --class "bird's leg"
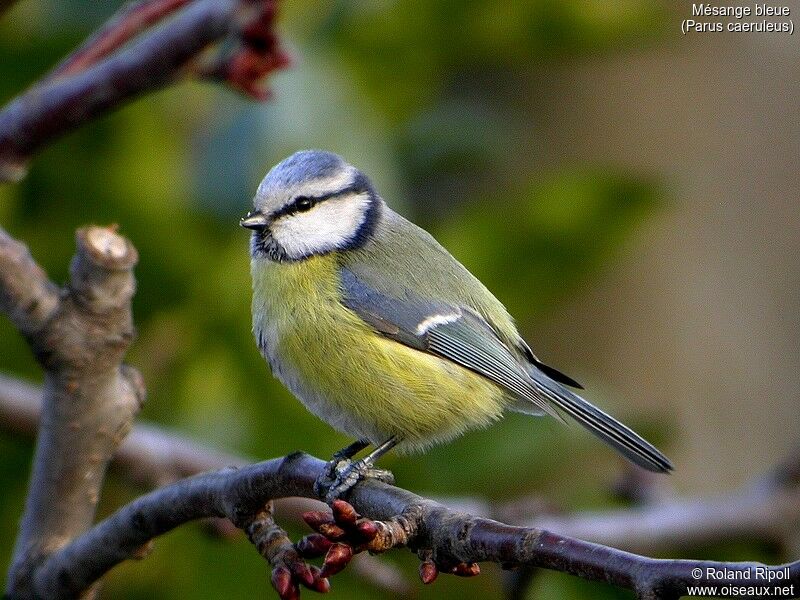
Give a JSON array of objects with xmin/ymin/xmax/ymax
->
[
  {"xmin": 318, "ymin": 437, "xmax": 397, "ymax": 503},
  {"xmin": 351, "ymin": 437, "xmax": 396, "ymax": 483},
  {"xmin": 333, "ymin": 439, "xmax": 370, "ymax": 462}
]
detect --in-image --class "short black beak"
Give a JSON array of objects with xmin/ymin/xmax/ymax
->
[{"xmin": 240, "ymin": 210, "xmax": 269, "ymax": 230}]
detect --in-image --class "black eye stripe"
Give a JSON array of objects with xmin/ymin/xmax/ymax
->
[{"xmin": 270, "ymin": 180, "xmax": 371, "ymax": 220}]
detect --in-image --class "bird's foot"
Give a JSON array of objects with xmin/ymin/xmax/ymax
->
[
  {"xmin": 312, "ymin": 455, "xmax": 347, "ymax": 498},
  {"xmin": 314, "ymin": 457, "xmax": 394, "ymax": 503}
]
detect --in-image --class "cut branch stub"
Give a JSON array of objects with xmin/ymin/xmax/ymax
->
[{"xmin": 4, "ymin": 226, "xmax": 144, "ymax": 599}]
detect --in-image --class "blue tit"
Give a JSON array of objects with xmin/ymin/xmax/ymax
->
[{"xmin": 242, "ymin": 150, "xmax": 672, "ymax": 499}]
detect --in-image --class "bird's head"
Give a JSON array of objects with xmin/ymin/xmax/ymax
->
[{"xmin": 242, "ymin": 150, "xmax": 381, "ymax": 261}]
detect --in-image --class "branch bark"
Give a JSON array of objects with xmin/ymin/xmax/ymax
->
[
  {"xmin": 2, "ymin": 374, "xmax": 800, "ymax": 598},
  {"xmin": 0, "ymin": 0, "xmax": 287, "ymax": 182},
  {"xmin": 48, "ymin": 0, "xmax": 194, "ymax": 79},
  {"xmin": 0, "ymin": 375, "xmax": 413, "ymax": 596},
  {"xmin": 2, "ymin": 227, "xmax": 145, "ymax": 598},
  {"xmin": 23, "ymin": 452, "xmax": 799, "ymax": 600}
]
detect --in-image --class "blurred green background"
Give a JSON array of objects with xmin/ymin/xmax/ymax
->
[{"xmin": 2, "ymin": 1, "xmax": 799, "ymax": 598}]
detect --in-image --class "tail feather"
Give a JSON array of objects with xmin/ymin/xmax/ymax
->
[{"xmin": 528, "ymin": 370, "xmax": 673, "ymax": 473}]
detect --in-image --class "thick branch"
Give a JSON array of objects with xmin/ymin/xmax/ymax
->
[
  {"xmin": 29, "ymin": 453, "xmax": 800, "ymax": 600},
  {"xmin": 2, "ymin": 375, "xmax": 800, "ymax": 597},
  {"xmin": 33, "ymin": 455, "xmax": 311, "ymax": 597},
  {"xmin": 2, "ymin": 227, "xmax": 144, "ymax": 598},
  {"xmin": 0, "ymin": 376, "xmax": 412, "ymax": 594},
  {"xmin": 0, "ymin": 230, "xmax": 60, "ymax": 337}
]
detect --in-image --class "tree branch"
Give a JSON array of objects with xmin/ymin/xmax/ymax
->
[
  {"xmin": 0, "ymin": 0, "xmax": 287, "ymax": 182},
  {"xmin": 22, "ymin": 452, "xmax": 798, "ymax": 600},
  {"xmin": 0, "ymin": 231, "xmax": 61, "ymax": 337},
  {"xmin": 498, "ymin": 463, "xmax": 800, "ymax": 599},
  {"xmin": 0, "ymin": 373, "xmax": 249, "ymax": 484},
  {"xmin": 0, "ymin": 374, "xmax": 413, "ymax": 596},
  {"xmin": 525, "ymin": 478, "xmax": 800, "ymax": 555},
  {"xmin": 48, "ymin": 0, "xmax": 194, "ymax": 79},
  {"xmin": 1, "ymin": 226, "xmax": 145, "ymax": 598},
  {"xmin": 2, "ymin": 374, "xmax": 800, "ymax": 598}
]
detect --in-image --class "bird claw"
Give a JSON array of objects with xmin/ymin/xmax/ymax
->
[{"xmin": 314, "ymin": 457, "xmax": 395, "ymax": 503}]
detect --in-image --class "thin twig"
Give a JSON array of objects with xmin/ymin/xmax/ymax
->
[
  {"xmin": 49, "ymin": 0, "xmax": 194, "ymax": 79},
  {"xmin": 0, "ymin": 0, "xmax": 238, "ymax": 181},
  {"xmin": 0, "ymin": 0, "xmax": 287, "ymax": 182},
  {"xmin": 526, "ymin": 482, "xmax": 800, "ymax": 555}
]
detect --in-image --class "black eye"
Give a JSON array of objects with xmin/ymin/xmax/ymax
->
[{"xmin": 294, "ymin": 196, "xmax": 314, "ymax": 212}]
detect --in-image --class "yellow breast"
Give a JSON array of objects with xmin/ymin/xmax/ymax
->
[{"xmin": 251, "ymin": 254, "xmax": 508, "ymax": 452}]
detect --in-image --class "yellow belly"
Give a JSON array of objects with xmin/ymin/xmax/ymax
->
[{"xmin": 251, "ymin": 254, "xmax": 508, "ymax": 452}]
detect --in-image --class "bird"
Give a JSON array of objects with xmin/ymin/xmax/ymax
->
[{"xmin": 242, "ymin": 149, "xmax": 672, "ymax": 500}]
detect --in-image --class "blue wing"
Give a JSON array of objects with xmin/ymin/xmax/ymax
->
[
  {"xmin": 340, "ymin": 267, "xmax": 673, "ymax": 473},
  {"xmin": 340, "ymin": 267, "xmax": 560, "ymax": 418}
]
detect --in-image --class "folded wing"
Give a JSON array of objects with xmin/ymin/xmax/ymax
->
[{"xmin": 340, "ymin": 267, "xmax": 673, "ymax": 473}]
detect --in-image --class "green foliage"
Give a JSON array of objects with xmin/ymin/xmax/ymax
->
[
  {"xmin": 436, "ymin": 169, "xmax": 662, "ymax": 319},
  {"xmin": 321, "ymin": 0, "xmax": 666, "ymax": 122}
]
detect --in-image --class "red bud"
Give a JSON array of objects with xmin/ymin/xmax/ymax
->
[
  {"xmin": 355, "ymin": 520, "xmax": 379, "ymax": 541},
  {"xmin": 302, "ymin": 510, "xmax": 334, "ymax": 531},
  {"xmin": 320, "ymin": 543, "xmax": 354, "ymax": 578},
  {"xmin": 271, "ymin": 566, "xmax": 297, "ymax": 600},
  {"xmin": 308, "ymin": 566, "xmax": 331, "ymax": 593},
  {"xmin": 331, "ymin": 500, "xmax": 358, "ymax": 526},
  {"xmin": 419, "ymin": 560, "xmax": 439, "ymax": 584},
  {"xmin": 290, "ymin": 561, "xmax": 315, "ymax": 588},
  {"xmin": 453, "ymin": 562, "xmax": 481, "ymax": 577},
  {"xmin": 317, "ymin": 523, "xmax": 347, "ymax": 540},
  {"xmin": 296, "ymin": 533, "xmax": 333, "ymax": 558}
]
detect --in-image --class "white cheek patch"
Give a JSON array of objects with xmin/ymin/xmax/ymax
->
[{"xmin": 271, "ymin": 193, "xmax": 372, "ymax": 259}]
